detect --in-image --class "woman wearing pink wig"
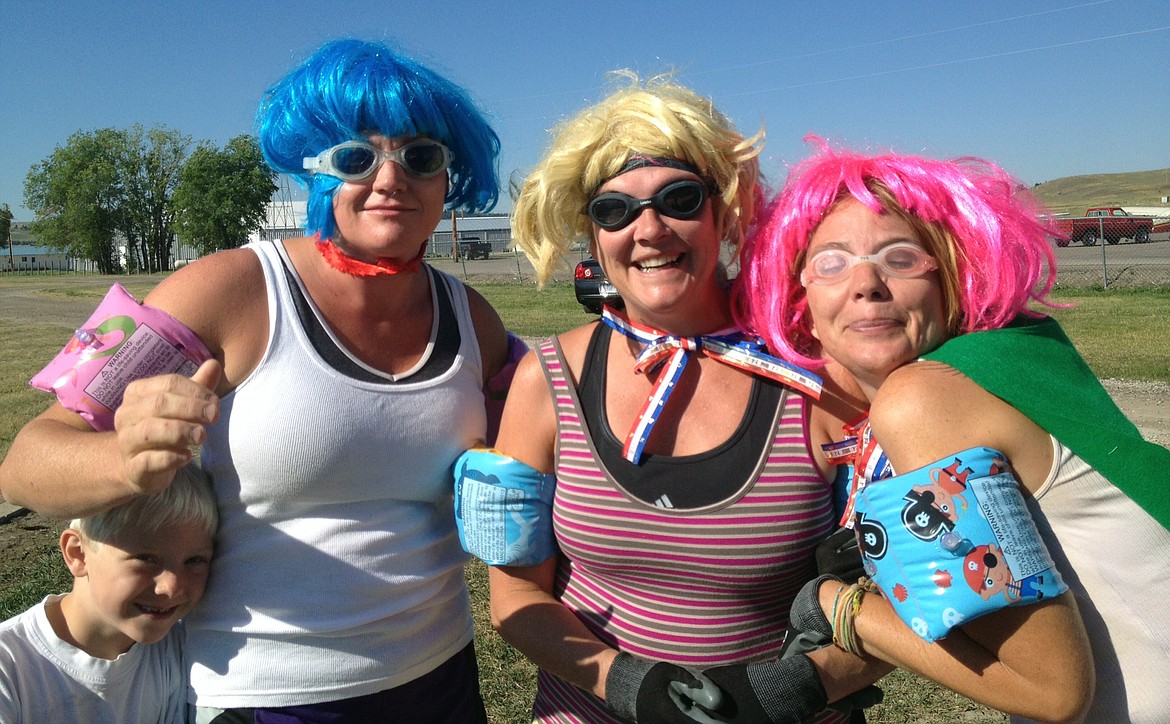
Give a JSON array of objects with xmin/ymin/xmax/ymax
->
[{"xmin": 737, "ymin": 138, "xmax": 1170, "ymax": 722}]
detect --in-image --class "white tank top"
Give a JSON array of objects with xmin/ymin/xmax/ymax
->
[
  {"xmin": 1015, "ymin": 436, "xmax": 1170, "ymax": 723},
  {"xmin": 187, "ymin": 240, "xmax": 485, "ymax": 708}
]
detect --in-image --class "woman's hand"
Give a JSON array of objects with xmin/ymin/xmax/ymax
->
[
  {"xmin": 0, "ymin": 359, "xmax": 223, "ymax": 518},
  {"xmin": 606, "ymin": 653, "xmax": 724, "ymax": 723},
  {"xmin": 115, "ymin": 358, "xmax": 222, "ymax": 495}
]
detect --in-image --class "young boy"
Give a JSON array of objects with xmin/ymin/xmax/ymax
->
[{"xmin": 0, "ymin": 465, "xmax": 216, "ymax": 723}]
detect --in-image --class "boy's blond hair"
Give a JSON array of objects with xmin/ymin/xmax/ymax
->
[{"xmin": 71, "ymin": 465, "xmax": 217, "ymax": 544}]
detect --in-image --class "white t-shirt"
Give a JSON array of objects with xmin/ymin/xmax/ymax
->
[{"xmin": 0, "ymin": 594, "xmax": 188, "ymax": 723}]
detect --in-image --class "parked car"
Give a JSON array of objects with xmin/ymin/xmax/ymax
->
[
  {"xmin": 455, "ymin": 237, "xmax": 492, "ymax": 260},
  {"xmin": 573, "ymin": 257, "xmax": 622, "ymax": 314},
  {"xmin": 1050, "ymin": 207, "xmax": 1154, "ymax": 247}
]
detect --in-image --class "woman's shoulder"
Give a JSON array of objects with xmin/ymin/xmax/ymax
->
[
  {"xmin": 145, "ymin": 247, "xmax": 263, "ymax": 312},
  {"xmin": 459, "ymin": 283, "xmax": 508, "ymax": 381},
  {"xmin": 547, "ymin": 322, "xmax": 601, "ymax": 374},
  {"xmin": 871, "ymin": 359, "xmax": 1049, "ymax": 473},
  {"xmin": 870, "ymin": 361, "xmax": 999, "ymax": 443},
  {"xmin": 143, "ymin": 246, "xmax": 267, "ymax": 367},
  {"xmin": 877, "ymin": 359, "xmax": 973, "ymax": 397}
]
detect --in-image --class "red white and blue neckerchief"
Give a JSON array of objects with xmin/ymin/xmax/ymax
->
[
  {"xmin": 601, "ymin": 305, "xmax": 823, "ymax": 464},
  {"xmin": 836, "ymin": 417, "xmax": 895, "ymax": 528}
]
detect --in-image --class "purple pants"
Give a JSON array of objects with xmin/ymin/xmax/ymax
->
[{"xmin": 200, "ymin": 642, "xmax": 487, "ymax": 724}]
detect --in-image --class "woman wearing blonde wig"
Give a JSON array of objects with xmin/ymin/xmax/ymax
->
[{"xmin": 479, "ymin": 77, "xmax": 886, "ymax": 723}]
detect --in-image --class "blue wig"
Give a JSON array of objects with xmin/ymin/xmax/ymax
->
[{"xmin": 256, "ymin": 38, "xmax": 501, "ymax": 239}]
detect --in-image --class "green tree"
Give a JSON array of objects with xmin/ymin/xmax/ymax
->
[
  {"xmin": 0, "ymin": 203, "xmax": 12, "ymax": 246},
  {"xmin": 23, "ymin": 125, "xmax": 190, "ymax": 274},
  {"xmin": 119, "ymin": 125, "xmax": 190, "ymax": 273},
  {"xmin": 24, "ymin": 128, "xmax": 127, "ymax": 273},
  {"xmin": 172, "ymin": 135, "xmax": 277, "ymax": 255}
]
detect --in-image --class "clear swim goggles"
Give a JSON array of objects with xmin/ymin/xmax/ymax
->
[
  {"xmin": 303, "ymin": 139, "xmax": 453, "ymax": 182},
  {"xmin": 800, "ymin": 242, "xmax": 937, "ymax": 286}
]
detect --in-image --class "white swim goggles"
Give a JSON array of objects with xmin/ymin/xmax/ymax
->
[
  {"xmin": 303, "ymin": 139, "xmax": 453, "ymax": 182},
  {"xmin": 800, "ymin": 242, "xmax": 937, "ymax": 286}
]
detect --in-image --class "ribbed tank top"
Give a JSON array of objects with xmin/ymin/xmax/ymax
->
[
  {"xmin": 531, "ymin": 337, "xmax": 846, "ymax": 724},
  {"xmin": 188, "ymin": 240, "xmax": 484, "ymax": 708}
]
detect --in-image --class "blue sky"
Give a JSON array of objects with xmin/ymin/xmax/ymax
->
[{"xmin": 3, "ymin": 0, "xmax": 1168, "ymax": 220}]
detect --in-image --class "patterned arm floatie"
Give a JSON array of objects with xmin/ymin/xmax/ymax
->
[
  {"xmin": 852, "ymin": 446, "xmax": 1066, "ymax": 642},
  {"xmin": 454, "ymin": 448, "xmax": 557, "ymax": 566}
]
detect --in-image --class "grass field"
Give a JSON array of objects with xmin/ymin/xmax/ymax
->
[
  {"xmin": 1031, "ymin": 168, "xmax": 1170, "ymax": 216},
  {"xmin": 1, "ymin": 274, "xmax": 1167, "ymax": 722}
]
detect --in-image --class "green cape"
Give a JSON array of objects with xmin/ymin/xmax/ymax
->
[{"xmin": 922, "ymin": 316, "xmax": 1169, "ymax": 531}]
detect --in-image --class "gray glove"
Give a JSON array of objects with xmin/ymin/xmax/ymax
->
[
  {"xmin": 606, "ymin": 652, "xmax": 724, "ymax": 723},
  {"xmin": 779, "ymin": 574, "xmax": 884, "ymax": 715},
  {"xmin": 778, "ymin": 574, "xmax": 839, "ymax": 659}
]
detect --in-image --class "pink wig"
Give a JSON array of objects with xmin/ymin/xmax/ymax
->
[{"xmin": 735, "ymin": 136, "xmax": 1060, "ymax": 368}]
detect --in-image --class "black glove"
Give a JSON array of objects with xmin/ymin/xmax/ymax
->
[
  {"xmin": 700, "ymin": 654, "xmax": 829, "ymax": 723},
  {"xmin": 606, "ymin": 652, "xmax": 724, "ymax": 723},
  {"xmin": 815, "ymin": 527, "xmax": 865, "ymax": 582}
]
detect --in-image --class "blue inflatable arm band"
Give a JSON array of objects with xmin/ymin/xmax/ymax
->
[
  {"xmin": 852, "ymin": 446, "xmax": 1067, "ymax": 642},
  {"xmin": 454, "ymin": 447, "xmax": 557, "ymax": 566}
]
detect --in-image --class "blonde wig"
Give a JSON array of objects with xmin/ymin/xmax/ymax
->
[{"xmin": 512, "ymin": 73, "xmax": 764, "ymax": 286}]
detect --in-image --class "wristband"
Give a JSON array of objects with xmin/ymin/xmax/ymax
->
[{"xmin": 454, "ymin": 447, "xmax": 556, "ymax": 566}]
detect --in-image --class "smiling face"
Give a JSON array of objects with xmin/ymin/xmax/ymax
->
[
  {"xmin": 330, "ymin": 133, "xmax": 448, "ymax": 264},
  {"xmin": 590, "ymin": 166, "xmax": 729, "ymax": 333},
  {"xmin": 803, "ymin": 197, "xmax": 948, "ymax": 398},
  {"xmin": 61, "ymin": 520, "xmax": 213, "ymax": 658}
]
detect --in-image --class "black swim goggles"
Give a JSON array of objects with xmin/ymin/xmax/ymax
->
[
  {"xmin": 586, "ymin": 179, "xmax": 709, "ymax": 231},
  {"xmin": 302, "ymin": 139, "xmax": 453, "ymax": 182}
]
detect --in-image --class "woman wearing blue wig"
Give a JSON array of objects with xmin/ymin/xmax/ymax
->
[{"xmin": 0, "ymin": 38, "xmax": 514, "ymax": 722}]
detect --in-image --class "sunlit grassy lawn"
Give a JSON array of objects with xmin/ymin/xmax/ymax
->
[
  {"xmin": 1047, "ymin": 287, "xmax": 1170, "ymax": 381},
  {"xmin": 2, "ymin": 274, "xmax": 1166, "ymax": 721}
]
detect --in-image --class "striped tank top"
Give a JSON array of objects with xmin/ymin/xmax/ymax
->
[{"xmin": 531, "ymin": 336, "xmax": 846, "ymax": 724}]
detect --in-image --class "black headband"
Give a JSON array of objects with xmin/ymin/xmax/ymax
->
[{"xmin": 615, "ymin": 154, "xmax": 702, "ymax": 178}]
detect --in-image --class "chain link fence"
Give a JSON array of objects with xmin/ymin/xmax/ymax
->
[{"xmin": 1049, "ymin": 213, "xmax": 1170, "ymax": 289}]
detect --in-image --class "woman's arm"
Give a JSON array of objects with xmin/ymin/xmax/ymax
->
[
  {"xmin": 490, "ymin": 560, "xmax": 620, "ymax": 699},
  {"xmin": 0, "ymin": 249, "xmax": 265, "ymax": 518},
  {"xmin": 0, "ymin": 360, "xmax": 222, "ymax": 518},
  {"xmin": 485, "ymin": 348, "xmax": 623, "ymax": 695},
  {"xmin": 849, "ymin": 362, "xmax": 1095, "ymax": 721},
  {"xmin": 465, "ymin": 284, "xmax": 509, "ymax": 385},
  {"xmin": 822, "ymin": 581, "xmax": 1091, "ymax": 720}
]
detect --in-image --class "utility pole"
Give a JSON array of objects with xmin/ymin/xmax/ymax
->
[{"xmin": 451, "ymin": 210, "xmax": 459, "ymax": 260}]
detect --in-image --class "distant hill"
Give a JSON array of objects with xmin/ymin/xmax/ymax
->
[{"xmin": 1031, "ymin": 168, "xmax": 1170, "ymax": 215}]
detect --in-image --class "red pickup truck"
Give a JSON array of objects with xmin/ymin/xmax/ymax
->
[{"xmin": 1052, "ymin": 207, "xmax": 1154, "ymax": 247}]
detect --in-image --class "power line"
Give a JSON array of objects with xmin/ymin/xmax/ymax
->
[
  {"xmin": 724, "ymin": 24, "xmax": 1170, "ymax": 97},
  {"xmin": 686, "ymin": 0, "xmax": 1119, "ymax": 76}
]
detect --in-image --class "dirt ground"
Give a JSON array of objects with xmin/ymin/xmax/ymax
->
[
  {"xmin": 1, "ymin": 262, "xmax": 1167, "ymax": 590},
  {"xmin": 0, "ymin": 508, "xmax": 61, "ymax": 595}
]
